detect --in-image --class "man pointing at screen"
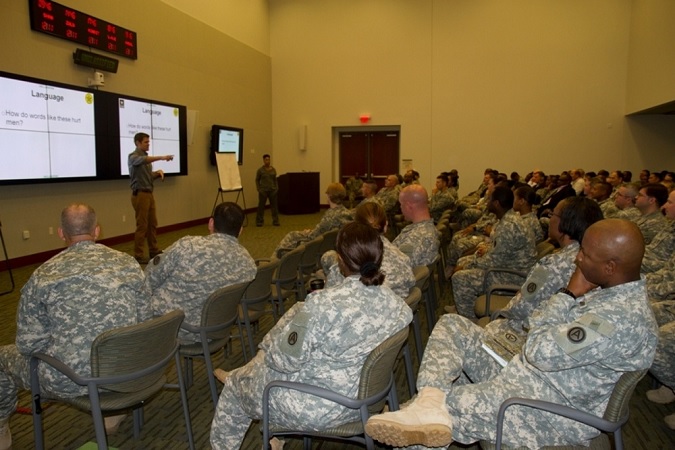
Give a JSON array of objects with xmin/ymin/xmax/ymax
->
[{"xmin": 128, "ymin": 132, "xmax": 174, "ymax": 264}]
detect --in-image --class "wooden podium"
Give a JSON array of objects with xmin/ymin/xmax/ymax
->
[{"xmin": 278, "ymin": 172, "xmax": 320, "ymax": 214}]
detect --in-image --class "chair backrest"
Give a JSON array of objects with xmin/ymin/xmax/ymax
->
[
  {"xmin": 405, "ymin": 286, "xmax": 422, "ymax": 312},
  {"xmin": 243, "ymin": 259, "xmax": 280, "ymax": 309},
  {"xmin": 298, "ymin": 235, "xmax": 324, "ymax": 275},
  {"xmin": 201, "ymin": 281, "xmax": 251, "ymax": 340},
  {"xmin": 358, "ymin": 326, "xmax": 410, "ymax": 412},
  {"xmin": 536, "ymin": 240, "xmax": 556, "ymax": 260},
  {"xmin": 317, "ymin": 229, "xmax": 339, "ymax": 255},
  {"xmin": 90, "ymin": 309, "xmax": 185, "ymax": 392},
  {"xmin": 274, "ymin": 244, "xmax": 306, "ymax": 286},
  {"xmin": 413, "ymin": 265, "xmax": 430, "ymax": 291},
  {"xmin": 603, "ymin": 368, "xmax": 648, "ymax": 422}
]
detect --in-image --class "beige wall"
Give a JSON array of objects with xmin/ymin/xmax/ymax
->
[
  {"xmin": 626, "ymin": 0, "xmax": 675, "ymax": 113},
  {"xmin": 269, "ymin": 0, "xmax": 675, "ymax": 195},
  {"xmin": 0, "ymin": 0, "xmax": 271, "ymax": 259}
]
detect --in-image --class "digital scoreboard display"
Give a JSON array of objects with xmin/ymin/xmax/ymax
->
[{"xmin": 28, "ymin": 0, "xmax": 138, "ymax": 60}]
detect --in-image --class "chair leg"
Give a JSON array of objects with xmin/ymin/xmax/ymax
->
[
  {"xmin": 87, "ymin": 385, "xmax": 109, "ymax": 450},
  {"xmin": 175, "ymin": 353, "xmax": 196, "ymax": 450},
  {"xmin": 424, "ymin": 290, "xmax": 435, "ymax": 335},
  {"xmin": 402, "ymin": 343, "xmax": 416, "ymax": 396},
  {"xmin": 202, "ymin": 345, "xmax": 220, "ymax": 407},
  {"xmin": 412, "ymin": 313, "xmax": 424, "ymax": 366},
  {"xmin": 303, "ymin": 436, "xmax": 312, "ymax": 449},
  {"xmin": 184, "ymin": 357, "xmax": 194, "ymax": 389},
  {"xmin": 133, "ymin": 406, "xmax": 142, "ymax": 439},
  {"xmin": 245, "ymin": 320, "xmax": 256, "ymax": 362}
]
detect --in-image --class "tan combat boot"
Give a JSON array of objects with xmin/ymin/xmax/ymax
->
[{"xmin": 365, "ymin": 386, "xmax": 453, "ymax": 448}]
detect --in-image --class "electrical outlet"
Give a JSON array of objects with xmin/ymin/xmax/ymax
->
[
  {"xmin": 122, "ymin": 215, "xmax": 126, "ymax": 222},
  {"xmin": 22, "ymin": 230, "xmax": 30, "ymax": 240},
  {"xmin": 48, "ymin": 227, "xmax": 54, "ymax": 235}
]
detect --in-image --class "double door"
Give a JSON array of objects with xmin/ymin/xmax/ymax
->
[{"xmin": 339, "ymin": 131, "xmax": 399, "ymax": 190}]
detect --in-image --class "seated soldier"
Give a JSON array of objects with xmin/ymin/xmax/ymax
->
[
  {"xmin": 641, "ymin": 189, "xmax": 675, "ymax": 274},
  {"xmin": 375, "ymin": 174, "xmax": 401, "ymax": 215},
  {"xmin": 589, "ymin": 179, "xmax": 618, "ymax": 217},
  {"xmin": 0, "ymin": 204, "xmax": 150, "ymax": 447},
  {"xmin": 365, "ymin": 219, "xmax": 658, "ymax": 449},
  {"xmin": 644, "ymin": 300, "xmax": 675, "ymax": 429},
  {"xmin": 354, "ymin": 180, "xmax": 381, "ymax": 209},
  {"xmin": 513, "ymin": 185, "xmax": 544, "ymax": 243},
  {"xmin": 429, "ymin": 173, "xmax": 456, "ymax": 223},
  {"xmin": 635, "ymin": 183, "xmax": 668, "ymax": 245},
  {"xmin": 322, "ymin": 202, "xmax": 415, "ymax": 299},
  {"xmin": 610, "ymin": 182, "xmax": 641, "ymax": 220},
  {"xmin": 146, "ymin": 202, "xmax": 257, "ymax": 343},
  {"xmin": 451, "ymin": 185, "xmax": 537, "ymax": 319},
  {"xmin": 209, "ymin": 222, "xmax": 412, "ymax": 449},
  {"xmin": 393, "ymin": 184, "xmax": 440, "ymax": 267},
  {"xmin": 273, "ymin": 183, "xmax": 352, "ymax": 258}
]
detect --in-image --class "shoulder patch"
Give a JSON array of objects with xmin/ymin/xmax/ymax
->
[
  {"xmin": 567, "ymin": 326, "xmax": 585, "ymax": 343},
  {"xmin": 279, "ymin": 311, "xmax": 311, "ymax": 358}
]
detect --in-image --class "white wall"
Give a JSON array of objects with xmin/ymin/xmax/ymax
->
[{"xmin": 0, "ymin": 0, "xmax": 271, "ymax": 259}]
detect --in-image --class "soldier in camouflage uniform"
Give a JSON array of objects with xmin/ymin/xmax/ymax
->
[
  {"xmin": 375, "ymin": 175, "xmax": 402, "ymax": 214},
  {"xmin": 589, "ymin": 180, "xmax": 618, "ymax": 218},
  {"xmin": 493, "ymin": 197, "xmax": 603, "ymax": 335},
  {"xmin": 429, "ymin": 174, "xmax": 456, "ymax": 223},
  {"xmin": 353, "ymin": 181, "xmax": 382, "ymax": 210},
  {"xmin": 451, "ymin": 186, "xmax": 537, "ymax": 319},
  {"xmin": 611, "ymin": 183, "xmax": 641, "ymax": 221},
  {"xmin": 645, "ymin": 300, "xmax": 675, "ymax": 429},
  {"xmin": 365, "ymin": 219, "xmax": 658, "ymax": 449},
  {"xmin": 345, "ymin": 173, "xmax": 363, "ymax": 208},
  {"xmin": 273, "ymin": 183, "xmax": 352, "ymax": 258},
  {"xmin": 635, "ymin": 183, "xmax": 668, "ymax": 245},
  {"xmin": 146, "ymin": 202, "xmax": 256, "ymax": 343},
  {"xmin": 210, "ymin": 222, "xmax": 412, "ymax": 449},
  {"xmin": 322, "ymin": 202, "xmax": 415, "ymax": 299},
  {"xmin": 641, "ymin": 189, "xmax": 675, "ymax": 274},
  {"xmin": 0, "ymin": 204, "xmax": 150, "ymax": 447},
  {"xmin": 393, "ymin": 185, "xmax": 440, "ymax": 267},
  {"xmin": 514, "ymin": 185, "xmax": 544, "ymax": 243}
]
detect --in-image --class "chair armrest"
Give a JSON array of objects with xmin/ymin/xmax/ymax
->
[
  {"xmin": 263, "ymin": 379, "xmax": 391, "ymax": 410},
  {"xmin": 484, "ymin": 268, "xmax": 527, "ymax": 279},
  {"xmin": 256, "ymin": 258, "xmax": 271, "ymax": 266},
  {"xmin": 30, "ymin": 343, "xmax": 179, "ymax": 388},
  {"xmin": 495, "ymin": 397, "xmax": 624, "ymax": 450}
]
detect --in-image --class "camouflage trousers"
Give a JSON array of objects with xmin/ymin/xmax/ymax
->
[
  {"xmin": 451, "ymin": 266, "xmax": 524, "ymax": 319},
  {"xmin": 0, "ymin": 345, "xmax": 86, "ymax": 421},
  {"xmin": 406, "ymin": 314, "xmax": 597, "ymax": 449},
  {"xmin": 446, "ymin": 233, "xmax": 486, "ymax": 267},
  {"xmin": 211, "ymin": 351, "xmax": 362, "ymax": 449},
  {"xmin": 457, "ymin": 208, "xmax": 484, "ymax": 230},
  {"xmin": 272, "ymin": 230, "xmax": 310, "ymax": 259},
  {"xmin": 0, "ymin": 345, "xmax": 31, "ymax": 420},
  {"xmin": 650, "ymin": 301, "xmax": 675, "ymax": 388}
]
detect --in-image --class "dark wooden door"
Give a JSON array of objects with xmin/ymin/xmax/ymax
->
[{"xmin": 339, "ymin": 131, "xmax": 399, "ymax": 189}]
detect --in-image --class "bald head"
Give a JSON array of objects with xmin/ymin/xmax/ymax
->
[
  {"xmin": 576, "ymin": 219, "xmax": 644, "ymax": 288},
  {"xmin": 399, "ymin": 185, "xmax": 430, "ymax": 223}
]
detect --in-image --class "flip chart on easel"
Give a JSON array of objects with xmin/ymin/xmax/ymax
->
[{"xmin": 215, "ymin": 152, "xmax": 242, "ymax": 191}]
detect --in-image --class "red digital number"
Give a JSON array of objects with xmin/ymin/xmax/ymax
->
[
  {"xmin": 37, "ymin": 0, "xmax": 52, "ymax": 11},
  {"xmin": 87, "ymin": 17, "xmax": 97, "ymax": 27},
  {"xmin": 41, "ymin": 21, "xmax": 54, "ymax": 32},
  {"xmin": 88, "ymin": 36, "xmax": 98, "ymax": 46},
  {"xmin": 108, "ymin": 42, "xmax": 117, "ymax": 51},
  {"xmin": 64, "ymin": 9, "xmax": 76, "ymax": 20}
]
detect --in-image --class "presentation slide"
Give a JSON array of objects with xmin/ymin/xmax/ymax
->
[
  {"xmin": 0, "ymin": 75, "xmax": 96, "ymax": 181},
  {"xmin": 118, "ymin": 98, "xmax": 181, "ymax": 176},
  {"xmin": 218, "ymin": 129, "xmax": 241, "ymax": 155}
]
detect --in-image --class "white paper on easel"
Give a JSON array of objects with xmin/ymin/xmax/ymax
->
[{"xmin": 215, "ymin": 152, "xmax": 242, "ymax": 191}]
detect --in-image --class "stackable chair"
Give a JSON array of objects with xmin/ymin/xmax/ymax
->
[
  {"xmin": 480, "ymin": 369, "xmax": 648, "ymax": 450},
  {"xmin": 239, "ymin": 259, "xmax": 280, "ymax": 361},
  {"xmin": 179, "ymin": 282, "xmax": 250, "ymax": 406},
  {"xmin": 30, "ymin": 310, "xmax": 194, "ymax": 450},
  {"xmin": 270, "ymin": 244, "xmax": 306, "ymax": 317},
  {"xmin": 262, "ymin": 327, "xmax": 409, "ymax": 450}
]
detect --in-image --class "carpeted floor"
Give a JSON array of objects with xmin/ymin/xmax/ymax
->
[{"xmin": 0, "ymin": 210, "xmax": 673, "ymax": 449}]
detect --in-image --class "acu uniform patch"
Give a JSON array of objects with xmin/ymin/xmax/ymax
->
[
  {"xmin": 279, "ymin": 310, "xmax": 311, "ymax": 359},
  {"xmin": 554, "ymin": 313, "xmax": 615, "ymax": 356}
]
